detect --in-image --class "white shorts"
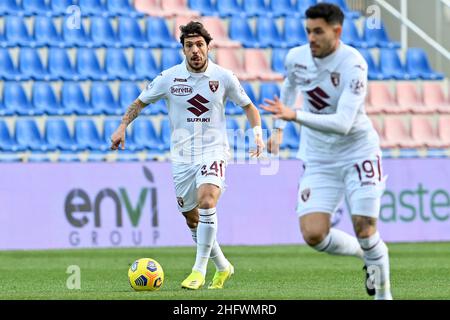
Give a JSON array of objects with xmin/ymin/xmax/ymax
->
[
  {"xmin": 296, "ymin": 154, "xmax": 386, "ymax": 218},
  {"xmin": 172, "ymin": 159, "xmax": 227, "ymax": 212}
]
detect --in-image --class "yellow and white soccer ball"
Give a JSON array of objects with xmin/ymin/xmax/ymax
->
[{"xmin": 128, "ymin": 258, "xmax": 164, "ymax": 291}]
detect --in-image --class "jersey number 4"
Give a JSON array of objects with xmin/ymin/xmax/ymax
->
[{"xmin": 201, "ymin": 160, "xmax": 225, "ymax": 178}]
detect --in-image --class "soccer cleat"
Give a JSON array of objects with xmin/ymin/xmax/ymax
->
[
  {"xmin": 181, "ymin": 270, "xmax": 205, "ymax": 290},
  {"xmin": 208, "ymin": 263, "xmax": 234, "ymax": 289},
  {"xmin": 363, "ymin": 265, "xmax": 376, "ymax": 296}
]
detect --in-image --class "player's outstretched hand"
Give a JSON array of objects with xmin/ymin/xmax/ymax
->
[
  {"xmin": 250, "ymin": 135, "xmax": 265, "ymax": 158},
  {"xmin": 260, "ymin": 96, "xmax": 296, "ymax": 121},
  {"xmin": 110, "ymin": 125, "xmax": 126, "ymax": 150}
]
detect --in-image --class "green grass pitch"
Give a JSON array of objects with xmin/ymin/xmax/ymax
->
[{"xmin": 1, "ymin": 242, "xmax": 449, "ymax": 300}]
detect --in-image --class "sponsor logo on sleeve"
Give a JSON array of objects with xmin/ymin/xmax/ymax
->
[{"xmin": 350, "ymin": 79, "xmax": 365, "ymax": 95}]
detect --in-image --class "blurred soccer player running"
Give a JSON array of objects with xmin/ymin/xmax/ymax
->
[
  {"xmin": 261, "ymin": 3, "xmax": 392, "ymax": 300},
  {"xmin": 111, "ymin": 21, "xmax": 265, "ymax": 290}
]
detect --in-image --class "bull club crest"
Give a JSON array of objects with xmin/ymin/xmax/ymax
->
[
  {"xmin": 209, "ymin": 80, "xmax": 219, "ymax": 92},
  {"xmin": 301, "ymin": 188, "xmax": 311, "ymax": 202},
  {"xmin": 330, "ymin": 72, "xmax": 340, "ymax": 87},
  {"xmin": 177, "ymin": 197, "xmax": 184, "ymax": 208}
]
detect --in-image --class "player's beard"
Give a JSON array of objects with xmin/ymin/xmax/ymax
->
[
  {"xmin": 311, "ymin": 40, "xmax": 337, "ymax": 58},
  {"xmin": 188, "ymin": 56, "xmax": 207, "ymax": 72}
]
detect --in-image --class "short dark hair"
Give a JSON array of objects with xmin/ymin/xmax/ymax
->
[
  {"xmin": 179, "ymin": 21, "xmax": 213, "ymax": 46},
  {"xmin": 305, "ymin": 3, "xmax": 344, "ymax": 25}
]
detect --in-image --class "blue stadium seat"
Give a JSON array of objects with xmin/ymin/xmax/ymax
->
[
  {"xmin": 229, "ymin": 16, "xmax": 260, "ymax": 48},
  {"xmin": 217, "ymin": 0, "xmax": 244, "ymax": 17},
  {"xmin": 146, "ymin": 17, "xmax": 180, "ymax": 48},
  {"xmin": 0, "ymin": 32, "xmax": 7, "ymax": 48},
  {"xmin": 0, "ymin": 120, "xmax": 25, "ymax": 152},
  {"xmin": 107, "ymin": 0, "xmax": 144, "ymax": 17},
  {"xmin": 90, "ymin": 82, "xmax": 122, "ymax": 115},
  {"xmin": 4, "ymin": 15, "xmax": 36, "ymax": 47},
  {"xmin": 119, "ymin": 81, "xmax": 141, "ymax": 112},
  {"xmin": 90, "ymin": 16, "xmax": 120, "ymax": 48},
  {"xmin": 118, "ymin": 16, "xmax": 148, "ymax": 48},
  {"xmin": 0, "ymin": 95, "xmax": 14, "ymax": 116},
  {"xmin": 45, "ymin": 118, "xmax": 79, "ymax": 151},
  {"xmin": 406, "ymin": 48, "xmax": 444, "ymax": 80},
  {"xmin": 78, "ymin": 0, "xmax": 108, "ymax": 16},
  {"xmin": 258, "ymin": 82, "xmax": 280, "ymax": 114},
  {"xmin": 379, "ymin": 48, "xmax": 416, "ymax": 80},
  {"xmin": 188, "ymin": 0, "xmax": 218, "ymax": 16},
  {"xmin": 19, "ymin": 48, "xmax": 57, "ymax": 81},
  {"xmin": 226, "ymin": 117, "xmax": 244, "ymax": 152},
  {"xmin": 243, "ymin": 0, "xmax": 269, "ymax": 17},
  {"xmin": 32, "ymin": 82, "xmax": 70, "ymax": 116},
  {"xmin": 103, "ymin": 119, "xmax": 120, "ymax": 143},
  {"xmin": 160, "ymin": 48, "xmax": 182, "ymax": 70},
  {"xmin": 280, "ymin": 121, "xmax": 300, "ymax": 150},
  {"xmin": 283, "ymin": 17, "xmax": 308, "ymax": 47},
  {"xmin": 103, "ymin": 118, "xmax": 142, "ymax": 152},
  {"xmin": 363, "ymin": 20, "xmax": 400, "ymax": 49},
  {"xmin": 242, "ymin": 82, "xmax": 257, "ymax": 105},
  {"xmin": 62, "ymin": 82, "xmax": 101, "ymax": 115},
  {"xmin": 23, "ymin": 0, "xmax": 50, "ymax": 16},
  {"xmin": 15, "ymin": 119, "xmax": 55, "ymax": 152},
  {"xmin": 156, "ymin": 100, "xmax": 168, "ymax": 115},
  {"xmin": 0, "ymin": 0, "xmax": 23, "ymax": 15},
  {"xmin": 134, "ymin": 48, "xmax": 160, "ymax": 81},
  {"xmin": 131, "ymin": 119, "xmax": 164, "ymax": 151},
  {"xmin": 255, "ymin": 17, "xmax": 287, "ymax": 48},
  {"xmin": 296, "ymin": 0, "xmax": 317, "ymax": 17},
  {"xmin": 159, "ymin": 118, "xmax": 171, "ymax": 151},
  {"xmin": 62, "ymin": 18, "xmax": 94, "ymax": 47},
  {"xmin": 4, "ymin": 82, "xmax": 44, "ymax": 116},
  {"xmin": 225, "ymin": 101, "xmax": 241, "ymax": 116},
  {"xmin": 74, "ymin": 119, "xmax": 108, "ymax": 151},
  {"xmin": 76, "ymin": 48, "xmax": 112, "ymax": 81},
  {"xmin": 34, "ymin": 16, "xmax": 65, "ymax": 47},
  {"xmin": 272, "ymin": 48, "xmax": 289, "ymax": 75},
  {"xmin": 48, "ymin": 48, "xmax": 86, "ymax": 81},
  {"xmin": 326, "ymin": 0, "xmax": 361, "ymax": 18},
  {"xmin": 0, "ymin": 48, "xmax": 25, "ymax": 81},
  {"xmin": 105, "ymin": 48, "xmax": 135, "ymax": 80},
  {"xmin": 51, "ymin": 0, "xmax": 77, "ymax": 16},
  {"xmin": 269, "ymin": 0, "xmax": 295, "ymax": 17},
  {"xmin": 341, "ymin": 19, "xmax": 368, "ymax": 48},
  {"xmin": 358, "ymin": 48, "xmax": 385, "ymax": 80}
]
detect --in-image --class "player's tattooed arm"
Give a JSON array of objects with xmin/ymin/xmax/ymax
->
[
  {"xmin": 111, "ymin": 99, "xmax": 148, "ymax": 150},
  {"xmin": 121, "ymin": 99, "xmax": 148, "ymax": 127}
]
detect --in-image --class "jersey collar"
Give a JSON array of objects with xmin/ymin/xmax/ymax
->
[{"xmin": 181, "ymin": 59, "xmax": 215, "ymax": 78}]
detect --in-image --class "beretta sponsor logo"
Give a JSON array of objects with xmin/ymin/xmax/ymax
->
[{"xmin": 170, "ymin": 84, "xmax": 193, "ymax": 96}]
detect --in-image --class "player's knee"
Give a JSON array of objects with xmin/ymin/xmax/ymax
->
[
  {"xmin": 301, "ymin": 228, "xmax": 328, "ymax": 246},
  {"xmin": 198, "ymin": 195, "xmax": 217, "ymax": 209},
  {"xmin": 352, "ymin": 215, "xmax": 377, "ymax": 238}
]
